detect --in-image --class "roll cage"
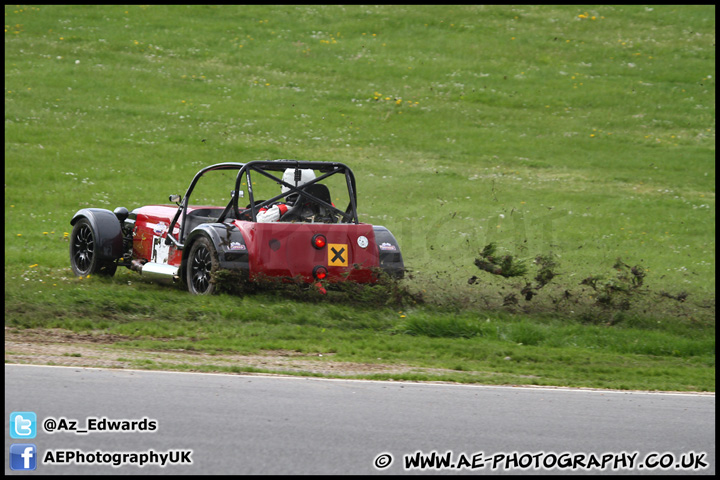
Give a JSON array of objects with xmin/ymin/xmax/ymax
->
[{"xmin": 165, "ymin": 160, "xmax": 360, "ymax": 249}]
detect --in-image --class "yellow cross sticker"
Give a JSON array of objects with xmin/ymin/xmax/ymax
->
[{"xmin": 328, "ymin": 244, "xmax": 348, "ymax": 267}]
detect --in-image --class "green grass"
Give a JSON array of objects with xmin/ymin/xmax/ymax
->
[{"xmin": 4, "ymin": 5, "xmax": 715, "ymax": 391}]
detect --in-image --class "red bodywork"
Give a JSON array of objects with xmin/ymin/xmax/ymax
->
[
  {"xmin": 131, "ymin": 205, "xmax": 184, "ymax": 266},
  {"xmin": 241, "ymin": 221, "xmax": 378, "ymax": 283},
  {"xmin": 132, "ymin": 205, "xmax": 380, "ymax": 283}
]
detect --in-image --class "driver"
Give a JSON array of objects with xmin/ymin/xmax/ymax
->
[{"xmin": 256, "ymin": 168, "xmax": 316, "ymax": 223}]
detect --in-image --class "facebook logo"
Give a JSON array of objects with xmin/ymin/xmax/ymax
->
[
  {"xmin": 10, "ymin": 412, "xmax": 37, "ymax": 439},
  {"xmin": 10, "ymin": 444, "xmax": 37, "ymax": 471}
]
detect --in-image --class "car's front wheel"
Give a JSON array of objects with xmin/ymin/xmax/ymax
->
[
  {"xmin": 186, "ymin": 237, "xmax": 218, "ymax": 295},
  {"xmin": 69, "ymin": 218, "xmax": 118, "ymax": 277}
]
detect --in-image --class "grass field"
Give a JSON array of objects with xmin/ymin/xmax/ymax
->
[{"xmin": 4, "ymin": 5, "xmax": 715, "ymax": 391}]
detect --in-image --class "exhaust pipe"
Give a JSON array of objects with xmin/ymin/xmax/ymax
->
[{"xmin": 131, "ymin": 260, "xmax": 179, "ymax": 284}]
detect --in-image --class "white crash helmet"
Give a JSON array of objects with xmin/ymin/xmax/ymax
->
[{"xmin": 281, "ymin": 168, "xmax": 316, "ymax": 194}]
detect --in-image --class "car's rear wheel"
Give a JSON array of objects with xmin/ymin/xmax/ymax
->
[
  {"xmin": 186, "ymin": 236, "xmax": 218, "ymax": 295},
  {"xmin": 69, "ymin": 218, "xmax": 118, "ymax": 277}
]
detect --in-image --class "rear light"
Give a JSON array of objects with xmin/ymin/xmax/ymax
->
[
  {"xmin": 311, "ymin": 234, "xmax": 327, "ymax": 249},
  {"xmin": 313, "ymin": 265, "xmax": 328, "ymax": 280}
]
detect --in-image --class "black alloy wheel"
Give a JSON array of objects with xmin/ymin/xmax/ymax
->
[
  {"xmin": 69, "ymin": 218, "xmax": 117, "ymax": 277},
  {"xmin": 186, "ymin": 237, "xmax": 218, "ymax": 295}
]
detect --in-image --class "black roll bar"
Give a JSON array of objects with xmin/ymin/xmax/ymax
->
[{"xmin": 165, "ymin": 160, "xmax": 360, "ymax": 249}]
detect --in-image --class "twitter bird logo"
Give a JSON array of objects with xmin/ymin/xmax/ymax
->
[{"xmin": 10, "ymin": 412, "xmax": 37, "ymax": 439}]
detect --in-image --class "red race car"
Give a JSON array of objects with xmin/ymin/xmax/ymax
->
[{"xmin": 69, "ymin": 160, "xmax": 404, "ymax": 294}]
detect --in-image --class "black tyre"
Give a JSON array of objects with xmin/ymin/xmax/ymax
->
[
  {"xmin": 186, "ymin": 236, "xmax": 219, "ymax": 295},
  {"xmin": 69, "ymin": 218, "xmax": 118, "ymax": 277}
]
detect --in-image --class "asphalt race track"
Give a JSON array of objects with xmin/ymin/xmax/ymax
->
[{"xmin": 5, "ymin": 364, "xmax": 714, "ymax": 475}]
